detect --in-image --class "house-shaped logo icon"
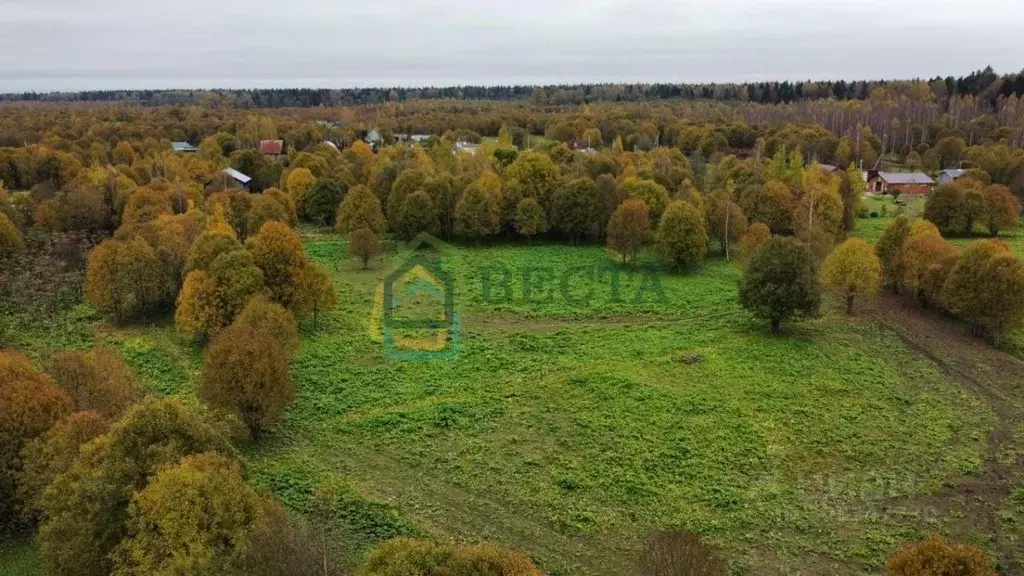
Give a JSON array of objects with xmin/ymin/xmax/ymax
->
[{"xmin": 375, "ymin": 233, "xmax": 460, "ymax": 361}]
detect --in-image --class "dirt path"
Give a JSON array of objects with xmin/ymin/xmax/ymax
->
[{"xmin": 868, "ymin": 294, "xmax": 1024, "ymax": 570}]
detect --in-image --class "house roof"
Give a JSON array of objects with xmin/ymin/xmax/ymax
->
[
  {"xmin": 260, "ymin": 140, "xmax": 284, "ymax": 155},
  {"xmin": 171, "ymin": 142, "xmax": 197, "ymax": 152},
  {"xmin": 817, "ymin": 163, "xmax": 839, "ymax": 172},
  {"xmin": 365, "ymin": 130, "xmax": 382, "ymax": 142},
  {"xmin": 222, "ymin": 168, "xmax": 252, "ymax": 184},
  {"xmin": 878, "ymin": 172, "xmax": 934, "ymax": 185},
  {"xmin": 939, "ymin": 169, "xmax": 967, "ymax": 179}
]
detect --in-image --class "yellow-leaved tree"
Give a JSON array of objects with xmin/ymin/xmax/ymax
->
[{"xmin": 822, "ymin": 238, "xmax": 882, "ymax": 314}]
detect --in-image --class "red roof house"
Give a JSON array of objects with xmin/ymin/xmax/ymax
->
[{"xmin": 260, "ymin": 140, "xmax": 284, "ymax": 157}]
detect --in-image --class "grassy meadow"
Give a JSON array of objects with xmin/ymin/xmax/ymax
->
[{"xmin": 3, "ymin": 216, "xmax": 1022, "ymax": 574}]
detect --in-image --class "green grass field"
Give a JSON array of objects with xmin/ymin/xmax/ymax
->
[{"xmin": 4, "ymin": 223, "xmax": 1023, "ymax": 575}]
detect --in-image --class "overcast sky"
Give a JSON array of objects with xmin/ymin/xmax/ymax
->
[{"xmin": 1, "ymin": 0, "xmax": 1022, "ymax": 92}]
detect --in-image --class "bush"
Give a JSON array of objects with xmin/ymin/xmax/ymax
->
[
  {"xmin": 358, "ymin": 538, "xmax": 542, "ymax": 576},
  {"xmin": 639, "ymin": 530, "xmax": 727, "ymax": 576},
  {"xmin": 884, "ymin": 534, "xmax": 994, "ymax": 575},
  {"xmin": 657, "ymin": 200, "xmax": 707, "ymax": 271},
  {"xmin": 870, "ymin": 211, "xmax": 879, "ymax": 218}
]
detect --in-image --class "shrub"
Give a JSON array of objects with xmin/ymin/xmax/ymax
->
[
  {"xmin": 514, "ymin": 197, "xmax": 548, "ymax": 240},
  {"xmin": 884, "ymin": 534, "xmax": 994, "ymax": 576},
  {"xmin": 901, "ymin": 231, "xmax": 957, "ymax": 306},
  {"xmin": 0, "ymin": 212, "xmax": 25, "ymax": 259},
  {"xmin": 639, "ymin": 530, "xmax": 727, "ymax": 576},
  {"xmin": 871, "ymin": 211, "xmax": 879, "ymax": 218},
  {"xmin": 358, "ymin": 538, "xmax": 542, "ymax": 576},
  {"xmin": 739, "ymin": 236, "xmax": 821, "ymax": 332}
]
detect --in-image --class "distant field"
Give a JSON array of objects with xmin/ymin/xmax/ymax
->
[{"xmin": 4, "ymin": 223, "xmax": 1024, "ymax": 575}]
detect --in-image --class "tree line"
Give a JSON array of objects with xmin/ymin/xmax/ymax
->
[{"xmin": 3, "ymin": 66, "xmax": 1022, "ymax": 107}]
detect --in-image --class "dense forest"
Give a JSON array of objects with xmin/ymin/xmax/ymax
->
[
  {"xmin": 2, "ymin": 73, "xmax": 1024, "ymax": 575},
  {"xmin": 3, "ymin": 66, "xmax": 1023, "ymax": 108}
]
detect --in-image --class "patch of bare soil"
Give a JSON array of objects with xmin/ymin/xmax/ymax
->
[{"xmin": 867, "ymin": 293, "xmax": 1024, "ymax": 571}]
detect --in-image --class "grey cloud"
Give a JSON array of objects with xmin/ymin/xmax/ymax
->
[{"xmin": 0, "ymin": 0, "xmax": 1022, "ymax": 92}]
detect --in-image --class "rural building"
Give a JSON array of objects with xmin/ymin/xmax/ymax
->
[
  {"xmin": 220, "ymin": 167, "xmax": 252, "ymax": 191},
  {"xmin": 171, "ymin": 141, "xmax": 198, "ymax": 153},
  {"xmin": 395, "ymin": 134, "xmax": 432, "ymax": 144},
  {"xmin": 867, "ymin": 171, "xmax": 934, "ymax": 195},
  {"xmin": 365, "ymin": 130, "xmax": 382, "ymax": 145},
  {"xmin": 817, "ymin": 163, "xmax": 840, "ymax": 173},
  {"xmin": 455, "ymin": 141, "xmax": 481, "ymax": 155},
  {"xmin": 937, "ymin": 169, "xmax": 968, "ymax": 185},
  {"xmin": 260, "ymin": 140, "xmax": 284, "ymax": 158}
]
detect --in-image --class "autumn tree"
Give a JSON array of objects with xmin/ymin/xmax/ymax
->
[
  {"xmin": 39, "ymin": 398, "xmax": 233, "ymax": 576},
  {"xmin": 336, "ymin": 184, "xmax": 386, "ymax": 235},
  {"xmin": 875, "ymin": 216, "xmax": 913, "ymax": 293},
  {"xmin": 210, "ymin": 249, "xmax": 265, "ymax": 323},
  {"xmin": 455, "ymin": 175, "xmax": 502, "ymax": 241},
  {"xmin": 943, "ymin": 240, "xmax": 1024, "ymax": 345},
  {"xmin": 551, "ymin": 177, "xmax": 597, "ymax": 244},
  {"xmin": 839, "ymin": 166, "xmax": 861, "ymax": 235},
  {"xmin": 981, "ymin": 184, "xmax": 1021, "ymax": 236},
  {"xmin": 16, "ymin": 411, "xmax": 106, "ymax": 526},
  {"xmin": 200, "ymin": 324, "xmax": 295, "ymax": 442},
  {"xmin": 736, "ymin": 222, "xmax": 771, "ymax": 266},
  {"xmin": 901, "ymin": 230, "xmax": 958, "ymax": 306},
  {"xmin": 395, "ymin": 190, "xmax": 437, "ymax": 239},
  {"xmin": 658, "ymin": 200, "xmax": 708, "ymax": 271},
  {"xmin": 46, "ymin": 348, "xmax": 146, "ymax": 420},
  {"xmin": 505, "ymin": 151, "xmax": 560, "ymax": 207},
  {"xmin": 112, "ymin": 453, "xmax": 266, "ymax": 576},
  {"xmin": 822, "ymin": 238, "xmax": 882, "ymax": 314},
  {"xmin": 185, "ymin": 229, "xmax": 241, "ymax": 273},
  {"xmin": 884, "ymin": 535, "xmax": 995, "ymax": 576},
  {"xmin": 740, "ymin": 180, "xmax": 795, "ymax": 234},
  {"xmin": 622, "ymin": 177, "xmax": 671, "ymax": 221},
  {"xmin": 246, "ymin": 221, "xmax": 308, "ymax": 309},
  {"xmin": 349, "ymin": 227, "xmax": 381, "ymax": 270},
  {"xmin": 0, "ymin": 212, "xmax": 24, "ymax": 259},
  {"xmin": 386, "ymin": 169, "xmax": 429, "ymax": 231},
  {"xmin": 514, "ymin": 197, "xmax": 548, "ymax": 241},
  {"xmin": 301, "ymin": 177, "xmax": 348, "ymax": 226},
  {"xmin": 234, "ymin": 295, "xmax": 300, "ymax": 357},
  {"xmin": 85, "ymin": 236, "xmax": 164, "ymax": 321},
  {"xmin": 0, "ymin": 351, "xmax": 72, "ymax": 529},
  {"xmin": 122, "ymin": 187, "xmax": 172, "ymax": 227},
  {"xmin": 246, "ymin": 193, "xmax": 293, "ymax": 237},
  {"xmin": 285, "ymin": 168, "xmax": 316, "ymax": 205},
  {"xmin": 924, "ymin": 183, "xmax": 969, "ymax": 235},
  {"xmin": 606, "ymin": 198, "xmax": 651, "ymax": 265},
  {"xmin": 175, "ymin": 270, "xmax": 223, "ymax": 341},
  {"xmin": 739, "ymin": 236, "xmax": 822, "ymax": 332},
  {"xmin": 291, "ymin": 263, "xmax": 337, "ymax": 327},
  {"xmin": 708, "ymin": 189, "xmax": 748, "ymax": 260}
]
